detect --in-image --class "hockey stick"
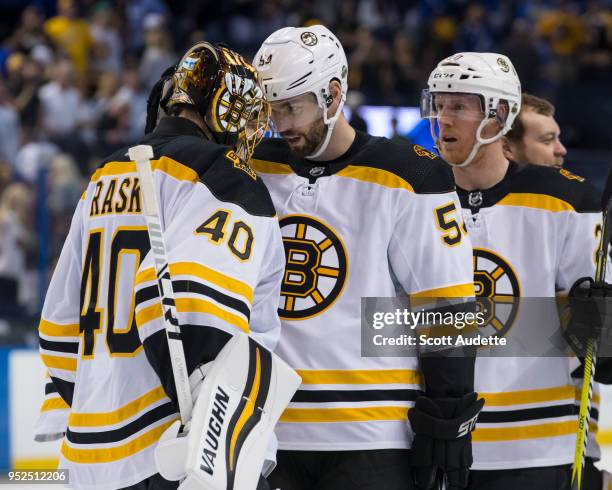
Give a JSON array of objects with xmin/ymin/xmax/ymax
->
[
  {"xmin": 571, "ymin": 167, "xmax": 612, "ymax": 490},
  {"xmin": 129, "ymin": 144, "xmax": 194, "ymax": 424}
]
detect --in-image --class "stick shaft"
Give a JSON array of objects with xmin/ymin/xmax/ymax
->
[{"xmin": 131, "ymin": 145, "xmax": 193, "ymax": 423}]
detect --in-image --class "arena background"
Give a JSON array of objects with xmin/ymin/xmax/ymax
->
[{"xmin": 0, "ymin": 0, "xmax": 611, "ymax": 477}]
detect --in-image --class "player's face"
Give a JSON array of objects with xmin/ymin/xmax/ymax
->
[
  {"xmin": 432, "ymin": 93, "xmax": 486, "ymax": 165},
  {"xmin": 512, "ymin": 109, "xmax": 567, "ymax": 168},
  {"xmin": 270, "ymin": 93, "xmax": 326, "ymax": 157}
]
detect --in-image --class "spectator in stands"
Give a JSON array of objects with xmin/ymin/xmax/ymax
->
[
  {"xmin": 0, "ymin": 183, "xmax": 35, "ymax": 306},
  {"xmin": 454, "ymin": 3, "xmax": 494, "ymax": 52},
  {"xmin": 44, "ymin": 0, "xmax": 93, "ymax": 73},
  {"xmin": 90, "ymin": 3, "xmax": 123, "ymax": 75},
  {"xmin": 11, "ymin": 55, "xmax": 45, "ymax": 133},
  {"xmin": 0, "ymin": 78, "xmax": 21, "ymax": 168},
  {"xmin": 503, "ymin": 93, "xmax": 567, "ymax": 168},
  {"xmin": 502, "ymin": 19, "xmax": 542, "ymax": 93},
  {"xmin": 7, "ymin": 5, "xmax": 50, "ymax": 54},
  {"xmin": 138, "ymin": 14, "xmax": 176, "ymax": 92},
  {"xmin": 38, "ymin": 60, "xmax": 81, "ymax": 139}
]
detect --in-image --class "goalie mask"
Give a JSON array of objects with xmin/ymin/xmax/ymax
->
[
  {"xmin": 421, "ymin": 52, "xmax": 521, "ymax": 167},
  {"xmin": 160, "ymin": 42, "xmax": 270, "ymax": 162}
]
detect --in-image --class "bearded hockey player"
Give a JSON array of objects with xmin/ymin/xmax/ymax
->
[
  {"xmin": 421, "ymin": 52, "xmax": 605, "ymax": 489},
  {"xmin": 251, "ymin": 25, "xmax": 482, "ymax": 490},
  {"xmin": 38, "ymin": 42, "xmax": 288, "ymax": 489}
]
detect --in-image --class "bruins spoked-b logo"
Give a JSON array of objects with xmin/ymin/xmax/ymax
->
[
  {"xmin": 473, "ymin": 248, "xmax": 520, "ymax": 339},
  {"xmin": 279, "ymin": 215, "xmax": 347, "ymax": 320},
  {"xmin": 300, "ymin": 31, "xmax": 318, "ymax": 46}
]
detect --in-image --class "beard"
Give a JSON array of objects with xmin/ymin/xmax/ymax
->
[{"xmin": 283, "ymin": 118, "xmax": 327, "ymax": 158}]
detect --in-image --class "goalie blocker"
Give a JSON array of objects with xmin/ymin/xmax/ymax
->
[{"xmin": 155, "ymin": 332, "xmax": 301, "ymax": 490}]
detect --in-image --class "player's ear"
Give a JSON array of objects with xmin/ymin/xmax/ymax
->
[
  {"xmin": 327, "ymin": 80, "xmax": 343, "ymax": 117},
  {"xmin": 495, "ymin": 101, "xmax": 509, "ymax": 129},
  {"xmin": 501, "ymin": 136, "xmax": 515, "ymax": 160}
]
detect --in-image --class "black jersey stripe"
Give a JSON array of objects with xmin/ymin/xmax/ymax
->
[
  {"xmin": 135, "ymin": 281, "xmax": 250, "ymax": 319},
  {"xmin": 45, "ymin": 381, "xmax": 58, "ymax": 395},
  {"xmin": 39, "ymin": 337, "xmax": 79, "ymax": 355},
  {"xmin": 291, "ymin": 389, "xmax": 423, "ymax": 403},
  {"xmin": 478, "ymin": 404, "xmax": 576, "ymax": 424},
  {"xmin": 50, "ymin": 376, "xmax": 74, "ymax": 406},
  {"xmin": 135, "ymin": 285, "xmax": 159, "ymax": 305},
  {"xmin": 173, "ymin": 280, "xmax": 250, "ymax": 319},
  {"xmin": 66, "ymin": 402, "xmax": 175, "ymax": 444}
]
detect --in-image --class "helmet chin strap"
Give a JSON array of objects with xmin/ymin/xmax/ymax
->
[
  {"xmin": 306, "ymin": 97, "xmax": 346, "ymax": 160},
  {"xmin": 435, "ymin": 117, "xmax": 504, "ymax": 168}
]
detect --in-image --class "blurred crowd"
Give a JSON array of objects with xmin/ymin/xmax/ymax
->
[{"xmin": 0, "ymin": 0, "xmax": 611, "ymax": 322}]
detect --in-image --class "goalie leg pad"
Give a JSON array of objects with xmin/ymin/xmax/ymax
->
[{"xmin": 156, "ymin": 332, "xmax": 301, "ymax": 490}]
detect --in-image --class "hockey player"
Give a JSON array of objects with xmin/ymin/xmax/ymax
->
[
  {"xmin": 504, "ymin": 91, "xmax": 605, "ymax": 490},
  {"xmin": 421, "ymin": 52, "xmax": 603, "ymax": 489},
  {"xmin": 251, "ymin": 25, "xmax": 482, "ymax": 490},
  {"xmin": 38, "ymin": 42, "xmax": 286, "ymax": 489},
  {"xmin": 503, "ymin": 93, "xmax": 567, "ymax": 168}
]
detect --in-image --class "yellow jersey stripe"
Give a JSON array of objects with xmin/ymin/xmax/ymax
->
[
  {"xmin": 480, "ymin": 385, "xmax": 575, "ymax": 406},
  {"xmin": 90, "ymin": 157, "xmax": 199, "ymax": 184},
  {"xmin": 61, "ymin": 418, "xmax": 178, "ymax": 463},
  {"xmin": 280, "ymin": 406, "xmax": 408, "ymax": 423},
  {"xmin": 135, "ymin": 303, "xmax": 163, "ymax": 329},
  {"xmin": 411, "ymin": 282, "xmax": 475, "ymax": 299},
  {"xmin": 176, "ymin": 297, "xmax": 249, "ymax": 333},
  {"xmin": 251, "ymin": 159, "xmax": 293, "ymax": 174},
  {"xmin": 337, "ymin": 166, "xmax": 415, "ymax": 192},
  {"xmin": 296, "ymin": 369, "xmax": 423, "ymax": 386},
  {"xmin": 39, "ymin": 319, "xmax": 79, "ymax": 338},
  {"xmin": 41, "ymin": 397, "xmax": 70, "ymax": 412},
  {"xmin": 69, "ymin": 386, "xmax": 167, "ymax": 427},
  {"xmin": 136, "ymin": 297, "xmax": 249, "ymax": 333},
  {"xmin": 497, "ymin": 193, "xmax": 574, "ymax": 212},
  {"xmin": 597, "ymin": 430, "xmax": 612, "ymax": 445},
  {"xmin": 574, "ymin": 387, "xmax": 601, "ymax": 406},
  {"xmin": 473, "ymin": 420, "xmax": 577, "ymax": 442},
  {"xmin": 136, "ymin": 262, "xmax": 254, "ymax": 304},
  {"xmin": 41, "ymin": 354, "xmax": 77, "ymax": 372}
]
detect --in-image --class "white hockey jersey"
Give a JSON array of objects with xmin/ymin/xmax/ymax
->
[
  {"xmin": 252, "ymin": 133, "xmax": 475, "ymax": 451},
  {"xmin": 38, "ymin": 117, "xmax": 284, "ymax": 489},
  {"xmin": 457, "ymin": 162, "xmax": 602, "ymax": 470}
]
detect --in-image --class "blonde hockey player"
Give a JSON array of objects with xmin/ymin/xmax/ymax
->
[
  {"xmin": 251, "ymin": 25, "xmax": 482, "ymax": 490},
  {"xmin": 421, "ymin": 52, "xmax": 605, "ymax": 489},
  {"xmin": 38, "ymin": 42, "xmax": 290, "ymax": 489}
]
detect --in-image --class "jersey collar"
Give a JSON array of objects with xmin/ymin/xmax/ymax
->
[
  {"xmin": 457, "ymin": 161, "xmax": 521, "ymax": 212},
  {"xmin": 287, "ymin": 130, "xmax": 371, "ymax": 182}
]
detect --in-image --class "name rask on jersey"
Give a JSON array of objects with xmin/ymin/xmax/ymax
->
[{"xmin": 90, "ymin": 176, "xmax": 141, "ymax": 217}]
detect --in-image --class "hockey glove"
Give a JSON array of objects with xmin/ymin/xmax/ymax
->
[
  {"xmin": 566, "ymin": 277, "xmax": 612, "ymax": 358},
  {"xmin": 408, "ymin": 392, "xmax": 484, "ymax": 489}
]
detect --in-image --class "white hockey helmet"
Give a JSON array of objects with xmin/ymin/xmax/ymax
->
[
  {"xmin": 254, "ymin": 25, "xmax": 349, "ymax": 159},
  {"xmin": 421, "ymin": 52, "xmax": 522, "ymax": 167}
]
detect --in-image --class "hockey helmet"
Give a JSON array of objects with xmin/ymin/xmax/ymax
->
[
  {"xmin": 421, "ymin": 52, "xmax": 522, "ymax": 167},
  {"xmin": 161, "ymin": 42, "xmax": 270, "ymax": 161},
  {"xmin": 253, "ymin": 25, "xmax": 348, "ymax": 159}
]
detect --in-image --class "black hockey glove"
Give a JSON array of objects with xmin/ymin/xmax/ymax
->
[
  {"xmin": 256, "ymin": 476, "xmax": 271, "ymax": 490},
  {"xmin": 408, "ymin": 392, "xmax": 484, "ymax": 490},
  {"xmin": 566, "ymin": 277, "xmax": 612, "ymax": 358}
]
